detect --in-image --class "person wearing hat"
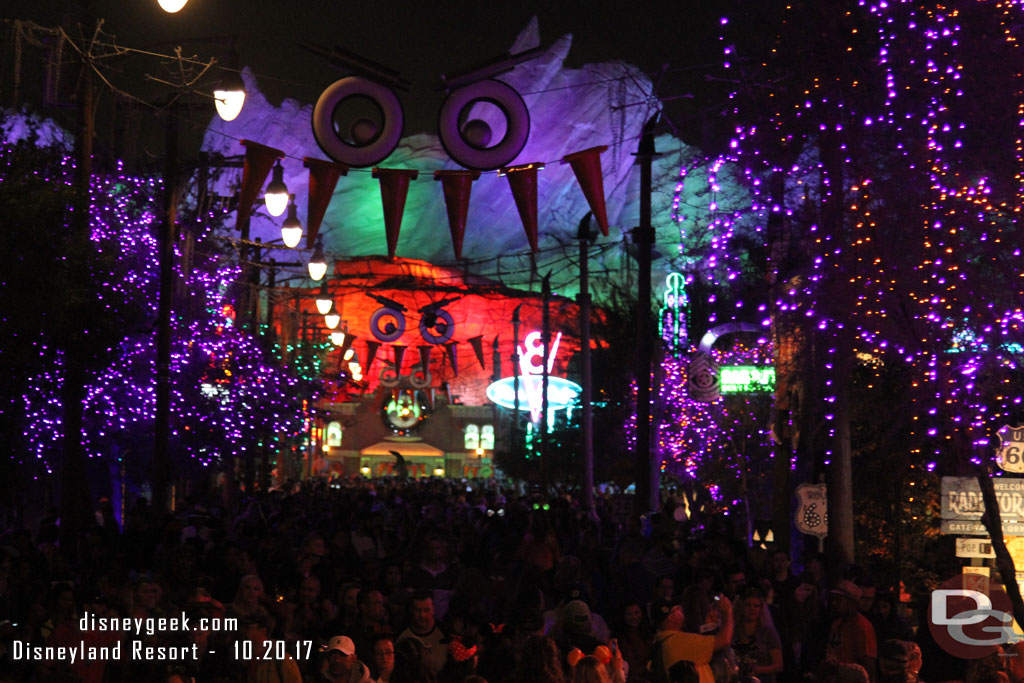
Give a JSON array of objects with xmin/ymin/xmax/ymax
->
[
  {"xmin": 557, "ymin": 600, "xmax": 605, "ymax": 656},
  {"xmin": 650, "ymin": 593, "xmax": 733, "ymax": 683},
  {"xmin": 826, "ymin": 580, "xmax": 878, "ymax": 681},
  {"xmin": 320, "ymin": 635, "xmax": 372, "ymax": 683}
]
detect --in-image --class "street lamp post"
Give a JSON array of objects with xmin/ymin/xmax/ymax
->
[
  {"xmin": 577, "ymin": 213, "xmax": 595, "ymax": 515},
  {"xmin": 633, "ymin": 116, "xmax": 659, "ymax": 517}
]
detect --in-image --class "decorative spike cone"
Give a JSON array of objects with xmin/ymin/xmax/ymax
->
[
  {"xmin": 339, "ymin": 333, "xmax": 357, "ymax": 360},
  {"xmin": 304, "ymin": 157, "xmax": 349, "ymax": 249},
  {"xmin": 237, "ymin": 140, "xmax": 284, "ymax": 231},
  {"xmin": 445, "ymin": 342, "xmax": 459, "ymax": 376},
  {"xmin": 365, "ymin": 340, "xmax": 381, "ymax": 371},
  {"xmin": 434, "ymin": 170, "xmax": 480, "ymax": 260},
  {"xmin": 501, "ymin": 163, "xmax": 543, "ymax": 252},
  {"xmin": 561, "ymin": 146, "xmax": 610, "ymax": 236},
  {"xmin": 467, "ymin": 335, "xmax": 486, "ymax": 370},
  {"xmin": 372, "ymin": 168, "xmax": 420, "ymax": 258},
  {"xmin": 392, "ymin": 344, "xmax": 407, "ymax": 370},
  {"xmin": 418, "ymin": 345, "xmax": 432, "ymax": 372}
]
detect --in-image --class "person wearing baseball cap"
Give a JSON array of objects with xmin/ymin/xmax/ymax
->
[
  {"xmin": 826, "ymin": 580, "xmax": 878, "ymax": 681},
  {"xmin": 321, "ymin": 635, "xmax": 372, "ymax": 683}
]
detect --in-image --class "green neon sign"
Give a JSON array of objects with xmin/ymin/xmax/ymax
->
[{"xmin": 720, "ymin": 365, "xmax": 775, "ymax": 393}]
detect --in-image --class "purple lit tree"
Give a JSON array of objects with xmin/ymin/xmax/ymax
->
[
  {"xmin": 665, "ymin": 0, "xmax": 1024, "ymax": 581},
  {"xmin": 2, "ymin": 136, "xmax": 314, "ymax": 517}
]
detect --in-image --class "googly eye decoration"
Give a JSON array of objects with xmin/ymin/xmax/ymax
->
[
  {"xmin": 419, "ymin": 309, "xmax": 455, "ymax": 345},
  {"xmin": 370, "ymin": 306, "xmax": 407, "ymax": 343},
  {"xmin": 438, "ymin": 79, "xmax": 530, "ymax": 171},
  {"xmin": 409, "ymin": 366, "xmax": 432, "ymax": 390},
  {"xmin": 312, "ymin": 76, "xmax": 405, "ymax": 168},
  {"xmin": 379, "ymin": 364, "xmax": 400, "ymax": 388}
]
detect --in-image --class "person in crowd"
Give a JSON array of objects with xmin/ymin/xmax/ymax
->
[
  {"xmin": 398, "ymin": 591, "xmax": 448, "ymax": 674},
  {"xmin": 651, "ymin": 593, "xmax": 734, "ymax": 683},
  {"xmin": 516, "ymin": 635, "xmax": 566, "ymax": 683},
  {"xmin": 1006, "ymin": 640, "xmax": 1024, "ymax": 683},
  {"xmin": 826, "ymin": 580, "xmax": 878, "ymax": 682},
  {"xmin": 556, "ymin": 599, "xmax": 606, "ymax": 655},
  {"xmin": 351, "ymin": 588, "xmax": 394, "ymax": 664},
  {"xmin": 573, "ymin": 654, "xmax": 617, "ymax": 683},
  {"xmin": 877, "ymin": 639, "xmax": 923, "ymax": 683},
  {"xmin": 869, "ymin": 592, "xmax": 913, "ymax": 644},
  {"xmin": 393, "ymin": 634, "xmax": 439, "ymax": 683},
  {"xmin": 438, "ymin": 634, "xmax": 480, "ymax": 683},
  {"xmin": 229, "ymin": 574, "xmax": 275, "ymax": 630},
  {"xmin": 372, "ymin": 635, "xmax": 397, "ymax": 683},
  {"xmin": 614, "ymin": 601, "xmax": 654, "ymax": 682},
  {"xmin": 243, "ymin": 612, "xmax": 304, "ymax": 683},
  {"xmin": 732, "ymin": 587, "xmax": 783, "ymax": 683},
  {"xmin": 326, "ymin": 582, "xmax": 363, "ymax": 636},
  {"xmin": 321, "ymin": 635, "xmax": 373, "ymax": 683}
]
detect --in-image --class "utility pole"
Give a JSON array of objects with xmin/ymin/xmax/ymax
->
[
  {"xmin": 512, "ymin": 304, "xmax": 523, "ymax": 462},
  {"xmin": 153, "ymin": 99, "xmax": 179, "ymax": 515},
  {"xmin": 577, "ymin": 213, "xmax": 595, "ymax": 515},
  {"xmin": 634, "ymin": 116, "xmax": 659, "ymax": 517},
  {"xmin": 61, "ymin": 2, "xmax": 98, "ymax": 559},
  {"xmin": 541, "ymin": 273, "xmax": 551, "ymax": 491}
]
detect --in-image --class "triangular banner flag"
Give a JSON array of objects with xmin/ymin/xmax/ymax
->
[
  {"xmin": 372, "ymin": 168, "xmax": 420, "ymax": 258},
  {"xmin": 444, "ymin": 342, "xmax": 459, "ymax": 376},
  {"xmin": 304, "ymin": 157, "xmax": 349, "ymax": 249},
  {"xmin": 237, "ymin": 140, "xmax": 284, "ymax": 232},
  {"xmin": 501, "ymin": 162, "xmax": 543, "ymax": 253},
  {"xmin": 434, "ymin": 170, "xmax": 480, "ymax": 260},
  {"xmin": 561, "ymin": 146, "xmax": 610, "ymax": 236},
  {"xmin": 467, "ymin": 335, "xmax": 486, "ymax": 370},
  {"xmin": 365, "ymin": 340, "xmax": 381, "ymax": 371},
  {"xmin": 392, "ymin": 344, "xmax": 407, "ymax": 370},
  {"xmin": 418, "ymin": 345, "xmax": 432, "ymax": 372}
]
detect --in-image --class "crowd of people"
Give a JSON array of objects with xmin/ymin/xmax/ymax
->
[{"xmin": 0, "ymin": 476, "xmax": 1011, "ymax": 683}]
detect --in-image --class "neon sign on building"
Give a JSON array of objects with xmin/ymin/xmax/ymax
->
[{"xmin": 486, "ymin": 330, "xmax": 581, "ymax": 424}]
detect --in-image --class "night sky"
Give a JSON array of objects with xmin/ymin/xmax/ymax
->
[{"xmin": 5, "ymin": 0, "xmax": 723, "ymax": 139}]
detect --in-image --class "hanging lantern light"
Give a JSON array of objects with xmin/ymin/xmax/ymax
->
[
  {"xmin": 157, "ymin": 0, "xmax": 188, "ymax": 12},
  {"xmin": 280, "ymin": 195, "xmax": 303, "ymax": 248},
  {"xmin": 264, "ymin": 161, "xmax": 289, "ymax": 217},
  {"xmin": 308, "ymin": 236, "xmax": 328, "ymax": 281},
  {"xmin": 324, "ymin": 312, "xmax": 341, "ymax": 329},
  {"xmin": 213, "ymin": 49, "xmax": 246, "ymax": 122},
  {"xmin": 315, "ymin": 282, "xmax": 333, "ymax": 316}
]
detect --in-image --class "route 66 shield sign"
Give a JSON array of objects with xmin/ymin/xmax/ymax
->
[
  {"xmin": 996, "ymin": 425, "xmax": 1024, "ymax": 473},
  {"xmin": 795, "ymin": 483, "xmax": 828, "ymax": 539}
]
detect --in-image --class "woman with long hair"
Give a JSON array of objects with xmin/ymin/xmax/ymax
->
[
  {"xmin": 614, "ymin": 602, "xmax": 653, "ymax": 682},
  {"xmin": 515, "ymin": 635, "xmax": 565, "ymax": 683},
  {"xmin": 731, "ymin": 588, "xmax": 783, "ymax": 683}
]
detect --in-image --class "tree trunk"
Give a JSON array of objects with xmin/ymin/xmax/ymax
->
[{"xmin": 977, "ymin": 468, "xmax": 1024, "ymax": 629}]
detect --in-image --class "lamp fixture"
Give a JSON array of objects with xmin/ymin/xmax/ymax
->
[
  {"xmin": 213, "ymin": 49, "xmax": 246, "ymax": 122},
  {"xmin": 264, "ymin": 162, "xmax": 289, "ymax": 216},
  {"xmin": 308, "ymin": 236, "xmax": 328, "ymax": 281},
  {"xmin": 280, "ymin": 196, "xmax": 303, "ymax": 248},
  {"xmin": 324, "ymin": 312, "xmax": 341, "ymax": 329},
  {"xmin": 330, "ymin": 331, "xmax": 346, "ymax": 346},
  {"xmin": 315, "ymin": 282, "xmax": 333, "ymax": 315},
  {"xmin": 157, "ymin": 0, "xmax": 188, "ymax": 12}
]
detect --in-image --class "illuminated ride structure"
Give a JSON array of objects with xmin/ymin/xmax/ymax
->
[{"xmin": 281, "ymin": 256, "xmax": 585, "ymax": 479}]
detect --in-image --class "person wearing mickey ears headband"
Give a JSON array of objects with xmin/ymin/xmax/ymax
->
[{"xmin": 566, "ymin": 641, "xmax": 626, "ymax": 683}]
